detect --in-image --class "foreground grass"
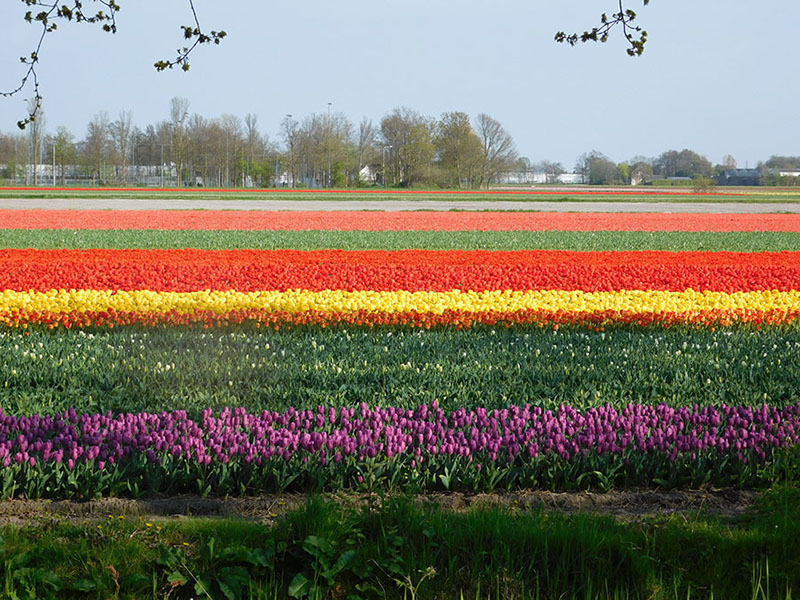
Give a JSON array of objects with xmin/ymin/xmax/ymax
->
[
  {"xmin": 4, "ymin": 229, "xmax": 800, "ymax": 251},
  {"xmin": 0, "ymin": 487, "xmax": 797, "ymax": 599}
]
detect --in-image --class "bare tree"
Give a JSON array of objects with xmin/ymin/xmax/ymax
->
[
  {"xmin": 25, "ymin": 98, "xmax": 45, "ymax": 185},
  {"xmin": 280, "ymin": 115, "xmax": 299, "ymax": 188},
  {"xmin": 108, "ymin": 110, "xmax": 133, "ymax": 184},
  {"xmin": 81, "ymin": 112, "xmax": 111, "ymax": 184},
  {"xmin": 219, "ymin": 114, "xmax": 243, "ymax": 187},
  {"xmin": 475, "ymin": 113, "xmax": 517, "ymax": 188},
  {"xmin": 536, "ymin": 160, "xmax": 565, "ymax": 184},
  {"xmin": 243, "ymin": 113, "xmax": 266, "ymax": 186},
  {"xmin": 169, "ymin": 97, "xmax": 190, "ymax": 187},
  {"xmin": 356, "ymin": 118, "xmax": 378, "ymax": 182}
]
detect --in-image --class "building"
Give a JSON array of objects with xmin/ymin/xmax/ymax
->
[{"xmin": 716, "ymin": 168, "xmax": 761, "ymax": 186}]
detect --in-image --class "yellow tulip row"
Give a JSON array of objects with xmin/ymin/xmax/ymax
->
[{"xmin": 2, "ymin": 288, "xmax": 800, "ymax": 315}]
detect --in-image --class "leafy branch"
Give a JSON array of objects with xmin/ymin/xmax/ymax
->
[
  {"xmin": 555, "ymin": 0, "xmax": 650, "ymax": 57},
  {"xmin": 2, "ymin": 0, "xmax": 225, "ymax": 129},
  {"xmin": 152, "ymin": 0, "xmax": 226, "ymax": 72}
]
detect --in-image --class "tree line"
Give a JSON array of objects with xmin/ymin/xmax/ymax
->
[
  {"xmin": 0, "ymin": 99, "xmax": 519, "ymax": 188},
  {"xmin": 571, "ymin": 150, "xmax": 800, "ymax": 188},
  {"xmin": 2, "ymin": 99, "xmax": 798, "ymax": 188}
]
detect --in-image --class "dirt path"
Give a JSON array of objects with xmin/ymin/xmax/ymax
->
[
  {"xmin": 0, "ymin": 489, "xmax": 760, "ymax": 526},
  {"xmin": 2, "ymin": 199, "xmax": 800, "ymax": 212}
]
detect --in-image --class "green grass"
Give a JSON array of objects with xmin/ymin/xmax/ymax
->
[
  {"xmin": 2, "ymin": 325, "xmax": 798, "ymax": 417},
  {"xmin": 0, "ymin": 487, "xmax": 797, "ymax": 599},
  {"xmin": 4, "ymin": 229, "xmax": 800, "ymax": 251}
]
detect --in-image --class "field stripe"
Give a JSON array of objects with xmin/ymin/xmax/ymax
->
[
  {"xmin": 3, "ymin": 289, "xmax": 799, "ymax": 317},
  {"xmin": 2, "ymin": 249, "xmax": 799, "ymax": 292},
  {"xmin": 3, "ymin": 210, "xmax": 800, "ymax": 231},
  {"xmin": 0, "ymin": 186, "xmax": 740, "ymax": 196},
  {"xmin": 3, "ymin": 229, "xmax": 800, "ymax": 252}
]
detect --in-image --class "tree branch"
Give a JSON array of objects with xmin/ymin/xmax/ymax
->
[
  {"xmin": 152, "ymin": 0, "xmax": 226, "ymax": 72},
  {"xmin": 555, "ymin": 0, "xmax": 650, "ymax": 57},
  {"xmin": 2, "ymin": 0, "xmax": 224, "ymax": 129}
]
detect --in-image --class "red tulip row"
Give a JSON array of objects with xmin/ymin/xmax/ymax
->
[
  {"xmin": 2, "ymin": 248, "xmax": 799, "ymax": 292},
  {"xmin": 3, "ymin": 210, "xmax": 800, "ymax": 231},
  {"xmin": 3, "ymin": 307, "xmax": 797, "ymax": 330}
]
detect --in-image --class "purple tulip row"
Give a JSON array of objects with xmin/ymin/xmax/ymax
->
[{"xmin": 0, "ymin": 402, "xmax": 798, "ymax": 472}]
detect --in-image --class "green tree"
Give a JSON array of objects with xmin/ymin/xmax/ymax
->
[
  {"xmin": 52, "ymin": 125, "xmax": 76, "ymax": 185},
  {"xmin": 617, "ymin": 162, "xmax": 631, "ymax": 184},
  {"xmin": 0, "ymin": 131, "xmax": 26, "ymax": 182},
  {"xmin": 764, "ymin": 156, "xmax": 800, "ymax": 171},
  {"xmin": 630, "ymin": 160, "xmax": 654, "ymax": 185},
  {"xmin": 653, "ymin": 149, "xmax": 713, "ymax": 178},
  {"xmin": 575, "ymin": 151, "xmax": 621, "ymax": 185},
  {"xmin": 434, "ymin": 112, "xmax": 483, "ymax": 188},
  {"xmin": 380, "ymin": 107, "xmax": 434, "ymax": 187}
]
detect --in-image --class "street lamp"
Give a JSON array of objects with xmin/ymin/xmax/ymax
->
[{"xmin": 382, "ymin": 145, "xmax": 392, "ymax": 187}]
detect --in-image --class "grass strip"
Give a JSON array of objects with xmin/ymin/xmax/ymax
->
[
  {"xmin": 3, "ymin": 229, "xmax": 800, "ymax": 251},
  {"xmin": 0, "ymin": 488, "xmax": 797, "ymax": 599},
  {"xmin": 2, "ymin": 325, "xmax": 798, "ymax": 417}
]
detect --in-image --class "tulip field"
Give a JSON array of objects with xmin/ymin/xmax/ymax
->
[
  {"xmin": 3, "ymin": 203, "xmax": 800, "ymax": 599},
  {"xmin": 0, "ymin": 208, "xmax": 799, "ymax": 501}
]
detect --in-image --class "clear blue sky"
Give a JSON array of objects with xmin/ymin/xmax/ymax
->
[{"xmin": 1, "ymin": 0, "xmax": 798, "ymax": 169}]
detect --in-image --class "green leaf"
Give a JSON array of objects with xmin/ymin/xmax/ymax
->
[
  {"xmin": 303, "ymin": 535, "xmax": 333, "ymax": 558},
  {"xmin": 327, "ymin": 549, "xmax": 358, "ymax": 578},
  {"xmin": 166, "ymin": 571, "xmax": 187, "ymax": 587},
  {"xmin": 219, "ymin": 579, "xmax": 239, "ymax": 600},
  {"xmin": 121, "ymin": 573, "xmax": 151, "ymax": 588},
  {"xmin": 288, "ymin": 572, "xmax": 311, "ymax": 598},
  {"xmin": 70, "ymin": 578, "xmax": 96, "ymax": 592},
  {"xmin": 194, "ymin": 576, "xmax": 213, "ymax": 597},
  {"xmin": 31, "ymin": 569, "xmax": 63, "ymax": 590}
]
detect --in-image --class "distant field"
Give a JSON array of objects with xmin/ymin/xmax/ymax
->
[{"xmin": 1, "ymin": 185, "xmax": 799, "ymax": 202}]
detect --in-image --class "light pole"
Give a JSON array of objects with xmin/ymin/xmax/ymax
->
[
  {"xmin": 285, "ymin": 114, "xmax": 292, "ymax": 188},
  {"xmin": 382, "ymin": 145, "xmax": 392, "ymax": 187},
  {"xmin": 326, "ymin": 102, "xmax": 332, "ymax": 187}
]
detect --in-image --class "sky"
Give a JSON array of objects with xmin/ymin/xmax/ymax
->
[{"xmin": 1, "ymin": 0, "xmax": 798, "ymax": 170}]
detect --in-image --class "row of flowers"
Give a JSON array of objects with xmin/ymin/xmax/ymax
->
[
  {"xmin": 0, "ymin": 402, "xmax": 797, "ymax": 497},
  {"xmin": 2, "ymin": 289, "xmax": 799, "ymax": 315},
  {"xmin": 3, "ymin": 249, "xmax": 800, "ymax": 292},
  {"xmin": 5, "ymin": 401, "xmax": 797, "ymax": 466},
  {"xmin": 3, "ymin": 307, "xmax": 798, "ymax": 330},
  {"xmin": 2, "ymin": 210, "xmax": 800, "ymax": 231}
]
